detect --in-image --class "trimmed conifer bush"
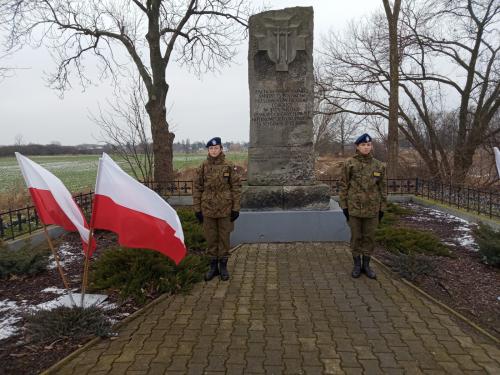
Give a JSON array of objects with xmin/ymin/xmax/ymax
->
[
  {"xmin": 376, "ymin": 226, "xmax": 450, "ymax": 256},
  {"xmin": 176, "ymin": 208, "xmax": 206, "ymax": 251},
  {"xmin": 473, "ymin": 222, "xmax": 500, "ymax": 267},
  {"xmin": 24, "ymin": 305, "xmax": 112, "ymax": 343},
  {"xmin": 0, "ymin": 246, "xmax": 50, "ymax": 279},
  {"xmin": 90, "ymin": 248, "xmax": 208, "ymax": 303},
  {"xmin": 387, "ymin": 252, "xmax": 436, "ymax": 281}
]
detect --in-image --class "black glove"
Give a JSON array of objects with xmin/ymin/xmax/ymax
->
[
  {"xmin": 195, "ymin": 211, "xmax": 203, "ymax": 224},
  {"xmin": 230, "ymin": 210, "xmax": 240, "ymax": 222},
  {"xmin": 378, "ymin": 211, "xmax": 384, "ymax": 221},
  {"xmin": 342, "ymin": 208, "xmax": 349, "ymax": 221}
]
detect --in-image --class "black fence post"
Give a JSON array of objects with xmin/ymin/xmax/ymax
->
[
  {"xmin": 0, "ymin": 216, "xmax": 4, "ymax": 238},
  {"xmin": 17, "ymin": 212, "xmax": 22, "ymax": 232},
  {"xmin": 27, "ymin": 206, "xmax": 32, "ymax": 234}
]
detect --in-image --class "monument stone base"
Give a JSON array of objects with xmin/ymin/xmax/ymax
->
[
  {"xmin": 241, "ymin": 184, "xmax": 330, "ymax": 211},
  {"xmin": 230, "ymin": 199, "xmax": 350, "ymax": 246}
]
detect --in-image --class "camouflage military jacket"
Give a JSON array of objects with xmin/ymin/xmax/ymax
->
[
  {"xmin": 193, "ymin": 153, "xmax": 242, "ymax": 218},
  {"xmin": 339, "ymin": 152, "xmax": 387, "ymax": 218}
]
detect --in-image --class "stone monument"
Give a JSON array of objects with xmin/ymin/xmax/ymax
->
[{"xmin": 242, "ymin": 6, "xmax": 330, "ymax": 211}]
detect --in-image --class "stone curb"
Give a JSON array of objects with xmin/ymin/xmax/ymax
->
[
  {"xmin": 371, "ymin": 255, "xmax": 500, "ymax": 345},
  {"xmin": 40, "ymin": 245, "xmax": 244, "ymax": 375}
]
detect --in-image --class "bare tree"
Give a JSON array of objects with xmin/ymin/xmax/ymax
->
[
  {"xmin": 90, "ymin": 79, "xmax": 154, "ymax": 182},
  {"xmin": 312, "ymin": 98, "xmax": 336, "ymax": 155},
  {"xmin": 317, "ymin": 0, "xmax": 499, "ymax": 182},
  {"xmin": 0, "ymin": 0, "xmax": 253, "ymax": 186},
  {"xmin": 333, "ymin": 112, "xmax": 359, "ymax": 156},
  {"xmin": 409, "ymin": 0, "xmax": 500, "ymax": 182},
  {"xmin": 13, "ymin": 133, "xmax": 25, "ymax": 146},
  {"xmin": 382, "ymin": 0, "xmax": 401, "ymax": 177},
  {"xmin": 313, "ymin": 96, "xmax": 359, "ymax": 157}
]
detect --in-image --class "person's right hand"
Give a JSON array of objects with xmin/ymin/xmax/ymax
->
[
  {"xmin": 342, "ymin": 208, "xmax": 349, "ymax": 221},
  {"xmin": 195, "ymin": 211, "xmax": 203, "ymax": 224}
]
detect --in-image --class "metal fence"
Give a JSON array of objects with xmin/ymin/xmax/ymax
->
[
  {"xmin": 0, "ymin": 192, "xmax": 95, "ymax": 242},
  {"xmin": 1, "ymin": 178, "xmax": 498, "ymax": 242},
  {"xmin": 318, "ymin": 178, "xmax": 500, "ymax": 219},
  {"xmin": 0, "ymin": 181, "xmax": 193, "ymax": 242}
]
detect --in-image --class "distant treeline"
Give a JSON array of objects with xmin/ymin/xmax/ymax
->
[
  {"xmin": 0, "ymin": 141, "xmax": 249, "ymax": 157},
  {"xmin": 0, "ymin": 144, "xmax": 113, "ymax": 157}
]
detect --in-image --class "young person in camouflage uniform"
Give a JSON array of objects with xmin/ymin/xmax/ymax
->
[
  {"xmin": 339, "ymin": 133, "xmax": 387, "ymax": 279},
  {"xmin": 193, "ymin": 137, "xmax": 242, "ymax": 281}
]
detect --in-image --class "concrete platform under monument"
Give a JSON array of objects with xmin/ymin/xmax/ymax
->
[{"xmin": 230, "ymin": 199, "xmax": 350, "ymax": 246}]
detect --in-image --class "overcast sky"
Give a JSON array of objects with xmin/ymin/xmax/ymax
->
[{"xmin": 0, "ymin": 0, "xmax": 383, "ymax": 146}]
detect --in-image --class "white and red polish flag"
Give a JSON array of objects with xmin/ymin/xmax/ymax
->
[
  {"xmin": 91, "ymin": 153, "xmax": 186, "ymax": 265},
  {"xmin": 15, "ymin": 153, "xmax": 96, "ymax": 255}
]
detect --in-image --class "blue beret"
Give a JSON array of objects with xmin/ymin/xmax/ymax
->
[
  {"xmin": 206, "ymin": 137, "xmax": 222, "ymax": 148},
  {"xmin": 354, "ymin": 133, "xmax": 372, "ymax": 145}
]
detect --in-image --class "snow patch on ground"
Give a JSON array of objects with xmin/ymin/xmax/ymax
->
[
  {"xmin": 47, "ymin": 242, "xmax": 81, "ymax": 269},
  {"xmin": 0, "ymin": 299, "xmax": 29, "ymax": 341},
  {"xmin": 34, "ymin": 294, "xmax": 115, "ymax": 311},
  {"xmin": 407, "ymin": 203, "xmax": 479, "ymax": 251},
  {"xmin": 1, "ymin": 293, "xmax": 115, "ymax": 342},
  {"xmin": 41, "ymin": 287, "xmax": 67, "ymax": 294}
]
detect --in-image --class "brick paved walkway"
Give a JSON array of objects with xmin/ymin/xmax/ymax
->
[{"xmin": 52, "ymin": 243, "xmax": 500, "ymax": 374}]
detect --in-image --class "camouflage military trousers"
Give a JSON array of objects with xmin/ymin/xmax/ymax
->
[
  {"xmin": 348, "ymin": 216, "xmax": 379, "ymax": 257},
  {"xmin": 203, "ymin": 217, "xmax": 234, "ymax": 258}
]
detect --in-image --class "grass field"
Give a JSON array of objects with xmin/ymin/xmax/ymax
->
[{"xmin": 0, "ymin": 152, "xmax": 248, "ymax": 194}]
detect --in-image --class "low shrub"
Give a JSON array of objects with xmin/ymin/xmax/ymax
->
[
  {"xmin": 24, "ymin": 305, "xmax": 112, "ymax": 344},
  {"xmin": 387, "ymin": 252, "xmax": 436, "ymax": 281},
  {"xmin": 0, "ymin": 246, "xmax": 50, "ymax": 279},
  {"xmin": 376, "ymin": 226, "xmax": 450, "ymax": 256},
  {"xmin": 380, "ymin": 202, "xmax": 413, "ymax": 226},
  {"xmin": 177, "ymin": 208, "xmax": 206, "ymax": 251},
  {"xmin": 473, "ymin": 222, "xmax": 500, "ymax": 267},
  {"xmin": 90, "ymin": 248, "xmax": 208, "ymax": 303}
]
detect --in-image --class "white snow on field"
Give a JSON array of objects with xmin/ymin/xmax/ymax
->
[
  {"xmin": 47, "ymin": 242, "xmax": 81, "ymax": 269},
  {"xmin": 407, "ymin": 203, "xmax": 479, "ymax": 251}
]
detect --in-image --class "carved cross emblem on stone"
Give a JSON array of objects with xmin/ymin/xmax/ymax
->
[{"xmin": 256, "ymin": 18, "xmax": 307, "ymax": 72}]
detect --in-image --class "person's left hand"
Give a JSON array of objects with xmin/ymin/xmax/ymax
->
[{"xmin": 230, "ymin": 210, "xmax": 240, "ymax": 222}]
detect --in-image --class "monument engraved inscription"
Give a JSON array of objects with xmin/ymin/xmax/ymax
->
[{"xmin": 244, "ymin": 7, "xmax": 330, "ymax": 210}]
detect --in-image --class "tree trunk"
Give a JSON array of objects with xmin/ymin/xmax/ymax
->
[
  {"xmin": 146, "ymin": 93, "xmax": 175, "ymax": 184},
  {"xmin": 383, "ymin": 0, "xmax": 401, "ymax": 178}
]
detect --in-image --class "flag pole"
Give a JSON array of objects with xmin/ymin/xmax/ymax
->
[
  {"xmin": 81, "ymin": 154, "xmax": 102, "ymax": 307},
  {"xmin": 42, "ymin": 224, "xmax": 76, "ymax": 307},
  {"xmin": 80, "ymin": 228, "xmax": 94, "ymax": 307}
]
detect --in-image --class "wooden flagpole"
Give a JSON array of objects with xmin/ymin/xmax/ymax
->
[
  {"xmin": 80, "ymin": 228, "xmax": 94, "ymax": 307},
  {"xmin": 42, "ymin": 225, "xmax": 76, "ymax": 307}
]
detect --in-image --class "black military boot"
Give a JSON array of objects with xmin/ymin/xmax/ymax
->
[
  {"xmin": 351, "ymin": 256, "xmax": 362, "ymax": 278},
  {"xmin": 362, "ymin": 255, "xmax": 377, "ymax": 279},
  {"xmin": 205, "ymin": 257, "xmax": 219, "ymax": 281},
  {"xmin": 219, "ymin": 256, "xmax": 230, "ymax": 281}
]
